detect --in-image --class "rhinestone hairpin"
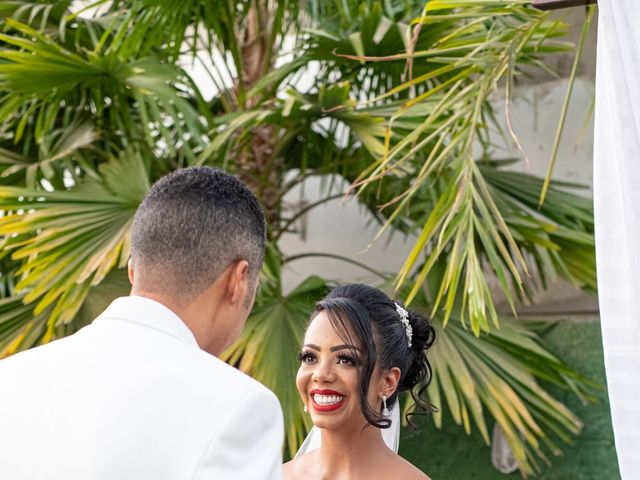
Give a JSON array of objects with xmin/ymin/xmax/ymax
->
[{"xmin": 394, "ymin": 302, "xmax": 412, "ymax": 348}]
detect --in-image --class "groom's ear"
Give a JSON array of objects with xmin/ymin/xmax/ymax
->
[
  {"xmin": 225, "ymin": 260, "xmax": 250, "ymax": 304},
  {"xmin": 127, "ymin": 258, "xmax": 135, "ymax": 285}
]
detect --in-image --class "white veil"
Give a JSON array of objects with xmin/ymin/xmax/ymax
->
[{"xmin": 294, "ymin": 399, "xmax": 401, "ymax": 458}]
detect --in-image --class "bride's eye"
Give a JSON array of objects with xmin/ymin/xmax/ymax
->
[
  {"xmin": 337, "ymin": 353, "xmax": 357, "ymax": 366},
  {"xmin": 297, "ymin": 351, "xmax": 316, "ymax": 364}
]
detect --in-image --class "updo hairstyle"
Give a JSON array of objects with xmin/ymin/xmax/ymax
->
[{"xmin": 311, "ymin": 283, "xmax": 436, "ymax": 429}]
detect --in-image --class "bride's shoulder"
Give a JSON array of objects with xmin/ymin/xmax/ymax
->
[
  {"xmin": 282, "ymin": 459, "xmax": 296, "ymax": 480},
  {"xmin": 388, "ymin": 453, "xmax": 431, "ymax": 480},
  {"xmin": 283, "ymin": 451, "xmax": 317, "ymax": 480}
]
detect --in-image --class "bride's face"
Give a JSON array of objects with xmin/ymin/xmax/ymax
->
[{"xmin": 296, "ymin": 310, "xmax": 382, "ymax": 430}]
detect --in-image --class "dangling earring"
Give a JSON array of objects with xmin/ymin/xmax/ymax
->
[
  {"xmin": 303, "ymin": 404, "xmax": 308, "ymax": 413},
  {"xmin": 382, "ymin": 395, "xmax": 389, "ymax": 416}
]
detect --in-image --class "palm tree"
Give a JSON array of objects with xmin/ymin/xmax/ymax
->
[{"xmin": 0, "ymin": 0, "xmax": 596, "ymax": 475}]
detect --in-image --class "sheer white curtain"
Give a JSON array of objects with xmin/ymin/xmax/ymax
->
[{"xmin": 593, "ymin": 1, "xmax": 640, "ymax": 478}]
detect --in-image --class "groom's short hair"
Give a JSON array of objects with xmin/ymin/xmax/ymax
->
[{"xmin": 131, "ymin": 166, "xmax": 266, "ymax": 301}]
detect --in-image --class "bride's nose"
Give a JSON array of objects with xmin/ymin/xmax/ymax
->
[{"xmin": 312, "ymin": 358, "xmax": 336, "ymax": 383}]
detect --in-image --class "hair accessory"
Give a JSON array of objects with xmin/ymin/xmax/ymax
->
[
  {"xmin": 382, "ymin": 395, "xmax": 390, "ymax": 416},
  {"xmin": 394, "ymin": 302, "xmax": 412, "ymax": 348}
]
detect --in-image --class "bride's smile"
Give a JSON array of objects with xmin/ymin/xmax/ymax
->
[{"xmin": 310, "ymin": 389, "xmax": 346, "ymax": 411}]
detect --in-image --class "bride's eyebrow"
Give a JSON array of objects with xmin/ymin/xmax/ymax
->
[
  {"xmin": 302, "ymin": 343, "xmax": 362, "ymax": 353},
  {"xmin": 330, "ymin": 344, "xmax": 361, "ymax": 353}
]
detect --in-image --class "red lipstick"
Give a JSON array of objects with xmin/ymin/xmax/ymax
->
[{"xmin": 310, "ymin": 389, "xmax": 347, "ymax": 413}]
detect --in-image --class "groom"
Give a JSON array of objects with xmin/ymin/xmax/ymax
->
[{"xmin": 0, "ymin": 167, "xmax": 283, "ymax": 479}]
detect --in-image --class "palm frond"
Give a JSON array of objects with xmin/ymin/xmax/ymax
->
[
  {"xmin": 0, "ymin": 149, "xmax": 148, "ymax": 333},
  {"xmin": 0, "ymin": 18, "xmax": 208, "ymax": 164},
  {"xmin": 401, "ymin": 281, "xmax": 595, "ymax": 477},
  {"xmin": 328, "ymin": 2, "xmax": 574, "ymax": 332}
]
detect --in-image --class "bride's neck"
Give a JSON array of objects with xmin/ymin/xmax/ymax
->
[{"xmin": 317, "ymin": 423, "xmax": 390, "ymax": 476}]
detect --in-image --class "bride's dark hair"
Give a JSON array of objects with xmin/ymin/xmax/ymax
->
[{"xmin": 310, "ymin": 283, "xmax": 436, "ymax": 429}]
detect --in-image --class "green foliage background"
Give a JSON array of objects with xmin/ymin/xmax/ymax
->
[{"xmin": 0, "ymin": 0, "xmax": 599, "ymax": 476}]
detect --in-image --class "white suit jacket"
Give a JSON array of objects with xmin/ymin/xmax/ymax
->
[{"xmin": 0, "ymin": 296, "xmax": 284, "ymax": 480}]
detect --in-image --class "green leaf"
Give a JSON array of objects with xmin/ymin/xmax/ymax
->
[{"xmin": 0, "ymin": 149, "xmax": 149, "ymax": 329}]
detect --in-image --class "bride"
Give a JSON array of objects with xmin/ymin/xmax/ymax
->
[{"xmin": 283, "ymin": 283, "xmax": 436, "ymax": 479}]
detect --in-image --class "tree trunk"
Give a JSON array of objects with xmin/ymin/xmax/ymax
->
[{"xmin": 236, "ymin": 2, "xmax": 281, "ymax": 232}]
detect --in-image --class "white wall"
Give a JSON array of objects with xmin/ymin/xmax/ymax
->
[
  {"xmin": 278, "ymin": 174, "xmax": 418, "ymax": 293},
  {"xmin": 493, "ymin": 78, "xmax": 595, "ymax": 190}
]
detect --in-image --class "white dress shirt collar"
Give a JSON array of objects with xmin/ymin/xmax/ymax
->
[{"xmin": 95, "ymin": 295, "xmax": 199, "ymax": 347}]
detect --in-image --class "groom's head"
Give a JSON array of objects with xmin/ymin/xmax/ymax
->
[{"xmin": 129, "ymin": 166, "xmax": 265, "ymax": 353}]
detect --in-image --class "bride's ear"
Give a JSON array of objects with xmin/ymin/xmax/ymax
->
[{"xmin": 382, "ymin": 367, "xmax": 401, "ymax": 397}]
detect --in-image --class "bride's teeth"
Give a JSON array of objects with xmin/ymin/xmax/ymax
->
[{"xmin": 313, "ymin": 394, "xmax": 344, "ymax": 405}]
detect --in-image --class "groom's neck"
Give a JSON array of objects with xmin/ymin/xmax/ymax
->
[{"xmin": 129, "ymin": 283, "xmax": 229, "ymax": 357}]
